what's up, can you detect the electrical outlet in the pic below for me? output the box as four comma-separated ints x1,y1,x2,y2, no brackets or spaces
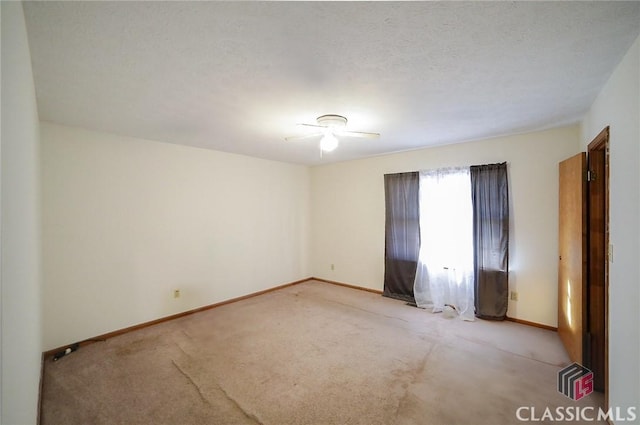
174,289,181,299
510,291,518,301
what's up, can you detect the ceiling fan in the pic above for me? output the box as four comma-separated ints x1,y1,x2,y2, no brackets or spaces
285,114,380,153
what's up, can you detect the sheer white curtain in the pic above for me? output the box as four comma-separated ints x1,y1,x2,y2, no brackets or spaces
413,167,475,321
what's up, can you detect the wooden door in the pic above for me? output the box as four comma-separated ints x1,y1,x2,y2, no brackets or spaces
558,153,587,364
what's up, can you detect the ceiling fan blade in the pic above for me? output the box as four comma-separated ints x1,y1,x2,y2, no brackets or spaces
298,123,327,129
284,132,323,142
337,130,380,139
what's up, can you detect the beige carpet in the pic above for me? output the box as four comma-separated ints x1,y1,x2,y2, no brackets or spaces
40,280,605,424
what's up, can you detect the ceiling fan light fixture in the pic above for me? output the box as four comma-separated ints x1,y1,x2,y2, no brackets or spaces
320,133,339,152
285,114,378,155
316,114,348,129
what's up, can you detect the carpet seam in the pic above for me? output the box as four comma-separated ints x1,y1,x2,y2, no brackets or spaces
171,359,264,425
171,360,211,406
452,334,565,368
393,344,437,420
211,380,265,425
291,290,411,324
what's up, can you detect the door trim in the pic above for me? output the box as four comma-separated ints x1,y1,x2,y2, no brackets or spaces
587,126,609,407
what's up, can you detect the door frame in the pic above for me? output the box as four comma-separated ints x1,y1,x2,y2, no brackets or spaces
587,126,610,406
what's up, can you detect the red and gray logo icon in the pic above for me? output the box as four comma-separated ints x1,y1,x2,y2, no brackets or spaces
558,363,594,401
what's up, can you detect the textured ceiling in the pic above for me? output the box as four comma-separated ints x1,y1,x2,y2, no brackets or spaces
23,1,640,165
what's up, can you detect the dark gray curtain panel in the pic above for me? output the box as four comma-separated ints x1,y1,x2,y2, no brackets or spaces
470,162,509,320
383,172,419,302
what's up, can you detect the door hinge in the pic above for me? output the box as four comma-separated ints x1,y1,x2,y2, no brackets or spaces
586,170,596,181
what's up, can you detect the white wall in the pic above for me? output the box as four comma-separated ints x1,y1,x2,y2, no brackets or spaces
1,2,43,424
41,123,310,350
581,35,639,422
311,126,579,327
